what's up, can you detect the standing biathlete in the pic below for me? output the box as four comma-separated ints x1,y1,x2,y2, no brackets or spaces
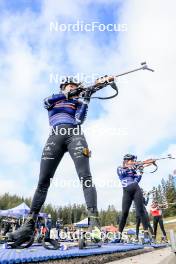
135,190,154,241
117,154,151,241
7,77,100,244
150,200,167,242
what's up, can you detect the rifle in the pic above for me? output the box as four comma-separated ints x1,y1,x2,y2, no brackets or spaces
155,202,176,209
78,62,154,100
126,154,175,173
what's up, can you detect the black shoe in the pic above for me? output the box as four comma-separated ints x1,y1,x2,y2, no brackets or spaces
114,232,122,243
6,217,35,242
87,208,101,243
143,231,151,244
88,208,100,228
134,236,139,243
151,235,156,243
161,236,168,243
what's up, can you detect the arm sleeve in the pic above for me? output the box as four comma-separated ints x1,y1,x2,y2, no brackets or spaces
44,93,66,110
75,101,88,125
117,167,126,180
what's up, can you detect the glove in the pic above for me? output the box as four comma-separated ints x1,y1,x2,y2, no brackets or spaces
65,88,83,99
82,90,92,104
138,166,144,174
95,75,114,86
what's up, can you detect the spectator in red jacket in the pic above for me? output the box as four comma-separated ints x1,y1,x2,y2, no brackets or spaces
150,200,167,242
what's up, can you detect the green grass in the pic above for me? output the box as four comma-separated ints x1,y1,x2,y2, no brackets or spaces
157,222,176,238
163,216,176,222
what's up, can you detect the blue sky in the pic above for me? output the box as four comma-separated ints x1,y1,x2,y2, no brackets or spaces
0,0,176,210
0,0,122,151
0,0,42,13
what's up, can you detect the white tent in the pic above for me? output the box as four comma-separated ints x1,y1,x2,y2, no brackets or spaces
74,218,88,227
0,202,30,218
0,202,48,218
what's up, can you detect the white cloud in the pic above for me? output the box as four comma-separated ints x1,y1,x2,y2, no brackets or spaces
0,0,176,211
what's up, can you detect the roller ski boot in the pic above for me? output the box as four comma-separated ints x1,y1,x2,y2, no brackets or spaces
6,215,36,249
161,236,168,244
79,209,102,249
42,228,60,250
113,232,123,243
134,236,139,244
151,235,156,244
142,231,151,244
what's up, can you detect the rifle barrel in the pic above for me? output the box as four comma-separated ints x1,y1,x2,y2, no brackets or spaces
115,66,144,78
115,63,154,78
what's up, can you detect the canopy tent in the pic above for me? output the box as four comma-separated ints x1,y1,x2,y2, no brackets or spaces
0,202,48,218
0,202,30,218
74,218,89,227
127,229,136,235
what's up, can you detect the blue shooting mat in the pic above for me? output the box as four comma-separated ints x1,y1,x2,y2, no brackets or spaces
0,242,168,264
0,243,144,264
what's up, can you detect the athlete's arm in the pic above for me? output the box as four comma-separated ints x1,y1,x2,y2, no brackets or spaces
44,93,66,110
134,174,142,183
75,100,88,125
133,168,143,183
117,167,128,178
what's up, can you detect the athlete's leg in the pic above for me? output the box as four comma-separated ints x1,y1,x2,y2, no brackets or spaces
30,133,66,214
119,188,133,233
144,208,154,235
148,221,154,235
136,216,141,239
6,133,66,243
134,186,149,230
153,216,158,238
158,216,167,236
67,133,97,213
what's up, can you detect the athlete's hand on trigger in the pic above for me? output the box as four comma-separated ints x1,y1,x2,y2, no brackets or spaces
95,76,114,85
82,89,92,103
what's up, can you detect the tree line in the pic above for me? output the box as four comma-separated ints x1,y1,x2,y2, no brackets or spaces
0,194,134,226
151,174,176,217
0,174,175,225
